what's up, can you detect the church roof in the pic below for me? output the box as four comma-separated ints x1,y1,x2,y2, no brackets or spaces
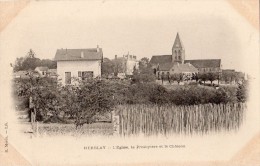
173,33,184,49
184,59,221,68
172,63,198,73
150,55,172,65
159,62,174,71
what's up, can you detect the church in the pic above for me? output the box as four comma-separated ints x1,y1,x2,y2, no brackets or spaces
150,33,221,79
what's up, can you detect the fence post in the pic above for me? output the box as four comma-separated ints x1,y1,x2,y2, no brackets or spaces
112,111,120,136
36,121,38,137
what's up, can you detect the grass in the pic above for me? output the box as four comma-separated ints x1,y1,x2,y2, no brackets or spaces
36,122,113,137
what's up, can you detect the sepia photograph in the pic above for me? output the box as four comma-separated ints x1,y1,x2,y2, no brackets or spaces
0,0,259,165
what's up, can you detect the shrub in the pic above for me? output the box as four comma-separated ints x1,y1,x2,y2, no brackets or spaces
148,84,169,104
237,81,248,102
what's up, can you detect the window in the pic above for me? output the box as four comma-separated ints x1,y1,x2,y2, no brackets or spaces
65,72,71,84
82,71,94,80
78,71,82,77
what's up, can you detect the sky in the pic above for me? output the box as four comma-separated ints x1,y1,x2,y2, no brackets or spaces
0,0,259,73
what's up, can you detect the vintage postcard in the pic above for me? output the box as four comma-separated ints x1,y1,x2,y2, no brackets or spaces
0,0,259,165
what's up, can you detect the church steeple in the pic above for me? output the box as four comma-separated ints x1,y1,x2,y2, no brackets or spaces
172,32,185,64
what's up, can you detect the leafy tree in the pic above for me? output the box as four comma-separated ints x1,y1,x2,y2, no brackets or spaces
139,57,150,71
132,58,156,84
13,49,57,72
198,73,208,85
72,79,115,128
132,67,156,84
206,72,218,85
171,73,183,85
221,71,239,84
237,80,248,102
112,58,125,76
192,73,199,82
40,59,57,69
101,58,114,77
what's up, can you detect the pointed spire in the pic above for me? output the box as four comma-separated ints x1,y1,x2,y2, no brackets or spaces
173,32,184,49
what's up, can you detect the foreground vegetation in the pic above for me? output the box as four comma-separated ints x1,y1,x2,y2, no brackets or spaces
117,103,245,136
14,75,248,123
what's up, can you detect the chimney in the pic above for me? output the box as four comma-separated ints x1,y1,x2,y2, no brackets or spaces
115,55,117,59
97,45,100,52
81,51,84,58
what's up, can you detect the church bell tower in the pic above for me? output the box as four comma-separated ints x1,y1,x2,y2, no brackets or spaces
172,33,185,64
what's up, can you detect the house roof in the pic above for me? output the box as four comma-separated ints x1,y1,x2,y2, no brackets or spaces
222,69,235,73
48,69,57,76
35,66,49,71
184,59,221,68
48,69,57,73
150,55,172,65
54,48,103,61
172,63,198,73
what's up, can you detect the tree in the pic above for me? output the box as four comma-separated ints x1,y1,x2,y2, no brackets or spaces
13,49,57,72
112,58,125,76
139,57,150,71
132,57,156,84
198,73,208,85
13,57,25,72
40,59,57,69
101,58,114,77
206,72,218,85
221,71,237,84
237,80,248,102
27,49,36,58
171,73,183,85
192,73,199,82
72,79,115,128
132,67,156,84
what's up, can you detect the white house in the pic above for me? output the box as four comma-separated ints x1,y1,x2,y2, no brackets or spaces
54,46,103,85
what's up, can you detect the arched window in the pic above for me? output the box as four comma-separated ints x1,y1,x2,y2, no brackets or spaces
175,50,177,59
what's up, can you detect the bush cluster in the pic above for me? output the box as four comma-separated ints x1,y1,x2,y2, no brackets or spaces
13,77,248,125
105,81,241,105
14,77,116,126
